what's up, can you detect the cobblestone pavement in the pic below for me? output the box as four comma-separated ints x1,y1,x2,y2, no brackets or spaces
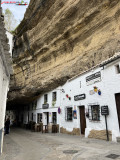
0,128,120,160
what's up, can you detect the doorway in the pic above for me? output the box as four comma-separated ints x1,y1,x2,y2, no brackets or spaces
47,112,49,125
52,112,57,124
115,93,120,130
79,106,86,134
28,112,29,123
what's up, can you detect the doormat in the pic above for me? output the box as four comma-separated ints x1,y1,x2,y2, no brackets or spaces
63,150,78,154
106,154,120,159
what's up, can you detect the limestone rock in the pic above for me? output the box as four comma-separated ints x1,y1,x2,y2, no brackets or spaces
8,0,120,106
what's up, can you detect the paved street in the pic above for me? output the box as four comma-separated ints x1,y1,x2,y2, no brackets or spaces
0,128,120,160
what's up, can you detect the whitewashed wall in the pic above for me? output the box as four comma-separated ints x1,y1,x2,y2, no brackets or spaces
60,59,120,142
21,88,61,126
21,58,120,142
0,56,9,154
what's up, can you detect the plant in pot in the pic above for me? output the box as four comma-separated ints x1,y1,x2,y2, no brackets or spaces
52,100,56,107
98,89,101,95
94,86,98,92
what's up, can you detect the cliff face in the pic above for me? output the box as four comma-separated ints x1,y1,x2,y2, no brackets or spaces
8,0,120,106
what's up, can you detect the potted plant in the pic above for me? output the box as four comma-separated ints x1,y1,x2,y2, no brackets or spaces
52,100,56,107
94,86,98,92
98,89,101,95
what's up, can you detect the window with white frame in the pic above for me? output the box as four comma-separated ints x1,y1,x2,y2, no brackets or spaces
88,105,100,121
52,92,57,101
65,107,73,121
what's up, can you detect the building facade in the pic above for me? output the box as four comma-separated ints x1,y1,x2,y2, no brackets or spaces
0,5,13,154
19,53,120,142
59,53,120,142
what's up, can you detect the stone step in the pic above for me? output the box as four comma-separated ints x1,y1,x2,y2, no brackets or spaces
116,137,120,143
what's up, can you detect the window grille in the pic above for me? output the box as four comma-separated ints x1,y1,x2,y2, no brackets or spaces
88,105,100,121
65,107,73,121
52,92,57,101
44,94,48,103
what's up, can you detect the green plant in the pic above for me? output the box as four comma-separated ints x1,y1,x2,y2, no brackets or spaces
52,101,56,107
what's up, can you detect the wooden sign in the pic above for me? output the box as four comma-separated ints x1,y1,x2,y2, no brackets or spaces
42,104,49,109
101,106,109,115
74,94,86,101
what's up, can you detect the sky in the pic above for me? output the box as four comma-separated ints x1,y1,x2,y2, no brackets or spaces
1,0,30,25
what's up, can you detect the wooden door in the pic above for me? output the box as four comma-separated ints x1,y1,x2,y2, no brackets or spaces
115,93,120,130
47,112,49,125
80,106,86,134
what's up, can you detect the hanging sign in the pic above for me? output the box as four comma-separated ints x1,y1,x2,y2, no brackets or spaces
101,106,109,115
42,104,49,109
101,105,109,141
74,94,86,101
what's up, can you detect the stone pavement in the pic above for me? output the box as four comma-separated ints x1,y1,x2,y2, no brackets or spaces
0,128,120,160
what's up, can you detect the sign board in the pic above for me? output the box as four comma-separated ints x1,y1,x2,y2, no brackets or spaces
101,106,109,115
42,104,49,109
74,94,86,101
86,71,101,85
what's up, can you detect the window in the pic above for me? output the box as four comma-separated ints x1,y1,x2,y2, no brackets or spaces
37,113,42,123
89,105,100,121
65,107,73,121
32,101,37,110
44,94,48,103
115,64,120,74
52,92,57,101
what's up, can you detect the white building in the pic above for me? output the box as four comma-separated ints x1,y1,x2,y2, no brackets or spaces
0,7,13,154
59,53,120,142
20,53,120,142
20,87,62,131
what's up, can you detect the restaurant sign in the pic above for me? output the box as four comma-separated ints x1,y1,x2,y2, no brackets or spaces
42,104,49,109
74,94,86,101
101,106,109,115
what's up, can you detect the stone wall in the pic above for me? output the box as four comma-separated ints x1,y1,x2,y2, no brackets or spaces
88,130,112,141
60,127,80,135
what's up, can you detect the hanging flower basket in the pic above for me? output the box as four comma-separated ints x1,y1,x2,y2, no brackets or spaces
69,97,71,100
66,94,69,98
94,86,98,92
98,89,101,95
52,101,56,107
